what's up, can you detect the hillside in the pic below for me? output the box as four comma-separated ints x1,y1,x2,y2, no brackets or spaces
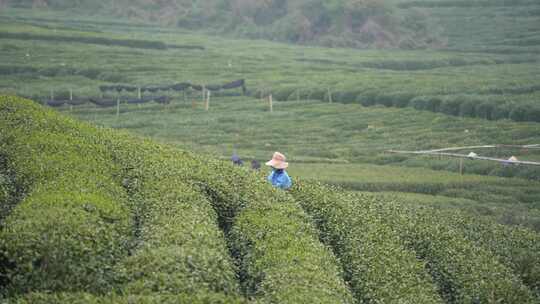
1,0,442,49
1,95,540,303
1,3,540,303
1,6,539,124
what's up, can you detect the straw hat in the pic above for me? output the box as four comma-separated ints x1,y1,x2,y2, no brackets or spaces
265,152,288,169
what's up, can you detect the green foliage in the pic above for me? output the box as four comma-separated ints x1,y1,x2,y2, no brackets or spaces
0,96,133,296
2,0,442,49
188,161,355,303
99,132,354,303
437,211,540,296
291,181,444,303
101,135,241,296
8,292,247,304
0,96,354,303
368,196,536,303
0,169,16,223
0,31,168,50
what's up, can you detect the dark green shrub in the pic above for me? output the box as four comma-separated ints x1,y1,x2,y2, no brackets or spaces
189,161,354,303
410,96,430,110
102,136,241,296
371,198,536,303
357,89,379,106
459,99,476,117
333,91,359,103
97,129,354,303
439,211,540,296
0,96,133,295
309,88,327,101
524,105,540,122
9,292,247,304
390,92,415,108
291,182,443,304
411,96,443,112
0,32,168,50
273,88,296,101
475,102,495,120
510,105,529,122
439,97,462,116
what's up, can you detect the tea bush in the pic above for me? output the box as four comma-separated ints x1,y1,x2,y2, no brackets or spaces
291,181,444,304
2,95,538,303
43,99,353,303
435,210,540,296
100,135,241,297
367,195,536,303
8,292,247,304
0,96,133,295
187,161,355,303
0,32,168,50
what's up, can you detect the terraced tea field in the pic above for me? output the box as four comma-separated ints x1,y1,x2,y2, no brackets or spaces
1,4,539,122
1,4,540,302
1,96,539,303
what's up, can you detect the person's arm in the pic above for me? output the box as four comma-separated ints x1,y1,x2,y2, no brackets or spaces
267,171,274,184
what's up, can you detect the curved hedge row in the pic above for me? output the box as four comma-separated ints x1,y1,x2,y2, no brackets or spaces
0,31,168,50
291,181,444,304
103,135,241,297
8,292,246,304
97,126,354,302
109,149,357,303
272,87,540,123
364,195,536,303
0,165,16,223
437,210,540,297
0,96,133,296
184,160,355,303
0,96,354,302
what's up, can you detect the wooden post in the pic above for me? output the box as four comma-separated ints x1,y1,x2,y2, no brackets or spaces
138,87,141,99
116,98,120,117
69,89,73,112
328,88,333,103
459,158,463,175
269,94,273,113
183,90,186,103
202,85,206,103
205,90,210,111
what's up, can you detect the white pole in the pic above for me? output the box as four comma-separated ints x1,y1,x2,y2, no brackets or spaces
328,88,332,103
269,94,273,113
205,90,210,111
202,85,206,104
69,89,73,112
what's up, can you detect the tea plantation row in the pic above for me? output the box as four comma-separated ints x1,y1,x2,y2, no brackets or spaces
1,10,540,123
0,96,352,303
291,182,540,302
1,96,539,303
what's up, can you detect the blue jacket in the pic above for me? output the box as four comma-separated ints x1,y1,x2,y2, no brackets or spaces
267,169,292,189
